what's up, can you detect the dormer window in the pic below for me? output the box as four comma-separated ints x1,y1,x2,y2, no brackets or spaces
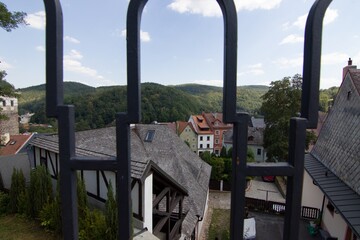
144,130,155,142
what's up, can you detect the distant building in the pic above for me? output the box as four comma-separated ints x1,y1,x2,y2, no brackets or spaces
0,96,19,135
223,126,267,162
177,121,198,153
302,59,360,239
202,113,232,156
188,115,214,155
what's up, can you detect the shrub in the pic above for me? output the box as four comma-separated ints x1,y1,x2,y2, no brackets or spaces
0,171,4,191
105,181,118,240
79,209,107,240
27,165,53,218
9,168,26,213
0,191,10,215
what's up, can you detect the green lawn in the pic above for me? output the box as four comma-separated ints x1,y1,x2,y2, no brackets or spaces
0,214,61,240
208,209,231,240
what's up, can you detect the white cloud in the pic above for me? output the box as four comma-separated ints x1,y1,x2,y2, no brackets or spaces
64,36,80,44
26,11,46,30
64,50,103,80
168,0,282,17
292,8,338,30
238,63,265,76
121,29,151,42
279,34,304,45
273,56,303,68
195,79,223,86
321,52,348,65
205,58,214,62
0,58,13,70
36,45,45,52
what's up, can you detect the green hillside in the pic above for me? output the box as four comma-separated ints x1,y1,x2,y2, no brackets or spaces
18,82,267,131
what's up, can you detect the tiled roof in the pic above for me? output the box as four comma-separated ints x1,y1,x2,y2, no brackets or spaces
349,68,360,95
223,127,263,146
305,154,360,237
306,65,360,237
203,112,232,130
311,74,360,195
0,134,33,156
191,115,212,134
29,124,211,238
177,121,189,134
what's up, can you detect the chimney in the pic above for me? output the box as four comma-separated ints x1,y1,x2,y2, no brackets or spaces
0,133,10,146
343,58,357,79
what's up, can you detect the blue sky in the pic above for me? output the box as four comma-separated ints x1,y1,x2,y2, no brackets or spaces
0,0,359,89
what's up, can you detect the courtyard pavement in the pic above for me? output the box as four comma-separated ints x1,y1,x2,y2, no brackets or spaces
201,180,321,240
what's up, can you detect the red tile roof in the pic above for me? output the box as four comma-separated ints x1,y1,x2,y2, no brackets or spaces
0,134,33,156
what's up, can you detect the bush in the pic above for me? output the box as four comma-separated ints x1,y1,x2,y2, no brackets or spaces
9,168,26,213
27,165,53,218
0,191,10,215
105,181,118,240
0,171,4,191
40,198,62,233
79,209,107,240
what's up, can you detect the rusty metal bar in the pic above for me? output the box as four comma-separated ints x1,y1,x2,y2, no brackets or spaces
301,0,332,128
230,113,248,239
58,105,78,239
43,0,63,117
216,0,238,123
283,118,307,240
116,113,132,239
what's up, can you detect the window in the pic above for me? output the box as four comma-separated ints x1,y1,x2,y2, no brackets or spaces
215,139,219,144
207,144,210,148
144,130,155,142
257,148,261,155
2,101,5,107
200,144,203,149
207,136,210,141
327,201,335,216
200,136,203,141
10,100,14,107
215,130,220,135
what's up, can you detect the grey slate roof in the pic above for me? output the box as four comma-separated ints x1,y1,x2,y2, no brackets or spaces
305,67,360,237
30,124,211,238
223,127,264,146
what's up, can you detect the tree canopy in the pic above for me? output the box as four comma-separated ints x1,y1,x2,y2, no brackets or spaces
261,74,315,161
0,2,27,32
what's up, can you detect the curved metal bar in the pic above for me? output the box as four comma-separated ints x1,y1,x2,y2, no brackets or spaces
301,0,332,129
126,0,148,123
43,0,64,118
126,0,238,124
216,0,238,123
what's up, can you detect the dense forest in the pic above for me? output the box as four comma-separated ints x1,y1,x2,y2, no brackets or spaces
17,82,268,131
17,81,338,132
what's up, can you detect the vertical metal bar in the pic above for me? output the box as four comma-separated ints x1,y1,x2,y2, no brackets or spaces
230,113,249,239
301,0,332,128
58,105,78,239
216,0,238,123
116,113,132,239
283,118,307,240
43,0,64,118
126,0,148,123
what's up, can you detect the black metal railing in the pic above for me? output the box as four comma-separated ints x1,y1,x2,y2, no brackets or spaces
42,0,331,239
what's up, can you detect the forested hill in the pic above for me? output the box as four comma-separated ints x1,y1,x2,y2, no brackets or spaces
18,82,268,131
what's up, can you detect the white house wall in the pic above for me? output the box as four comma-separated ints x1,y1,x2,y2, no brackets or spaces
132,181,140,215
143,173,153,233
322,198,348,240
301,171,323,210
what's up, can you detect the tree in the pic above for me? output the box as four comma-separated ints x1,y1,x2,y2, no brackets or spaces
0,2,27,32
105,181,118,240
261,74,306,161
0,2,26,117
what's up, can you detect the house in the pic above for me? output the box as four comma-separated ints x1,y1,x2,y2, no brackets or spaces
223,127,267,162
29,124,211,240
177,121,198,154
188,115,214,155
202,113,232,156
0,96,19,135
301,59,360,239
